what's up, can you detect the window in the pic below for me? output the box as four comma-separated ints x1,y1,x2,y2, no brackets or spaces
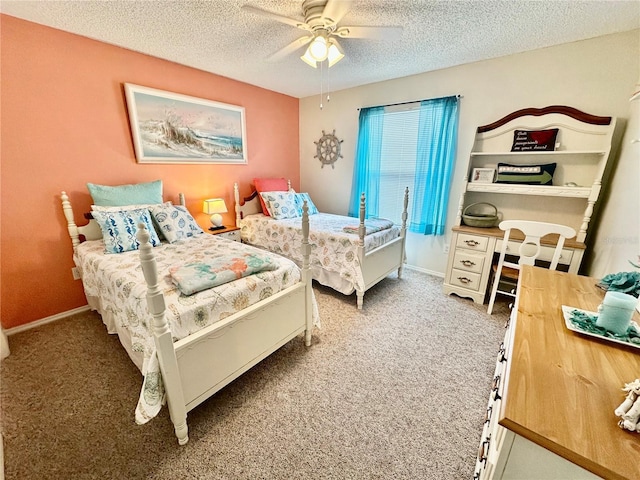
349,96,459,235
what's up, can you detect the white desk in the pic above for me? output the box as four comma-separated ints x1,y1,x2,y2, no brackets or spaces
443,225,586,304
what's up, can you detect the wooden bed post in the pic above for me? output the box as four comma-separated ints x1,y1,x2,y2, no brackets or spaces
356,193,366,309
61,191,81,249
136,224,189,446
234,182,241,227
300,202,313,346
398,187,409,278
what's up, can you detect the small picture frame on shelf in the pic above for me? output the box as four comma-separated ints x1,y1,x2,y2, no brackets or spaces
470,168,496,183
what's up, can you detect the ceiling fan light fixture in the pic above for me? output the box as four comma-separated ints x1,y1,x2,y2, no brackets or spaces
327,40,344,67
308,35,329,61
300,48,318,68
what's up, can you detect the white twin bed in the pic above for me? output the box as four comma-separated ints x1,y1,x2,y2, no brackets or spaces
234,182,409,309
61,189,317,445
61,178,406,444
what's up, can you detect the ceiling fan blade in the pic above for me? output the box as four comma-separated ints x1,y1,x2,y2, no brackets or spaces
322,0,352,26
334,25,403,40
267,35,314,61
242,4,310,31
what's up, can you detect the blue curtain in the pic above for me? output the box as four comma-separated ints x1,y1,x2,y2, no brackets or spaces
349,106,384,217
350,97,459,235
411,96,459,235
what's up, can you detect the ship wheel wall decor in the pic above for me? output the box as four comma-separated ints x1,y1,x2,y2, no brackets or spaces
314,129,343,169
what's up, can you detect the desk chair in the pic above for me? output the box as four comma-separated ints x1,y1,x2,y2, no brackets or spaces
487,220,577,314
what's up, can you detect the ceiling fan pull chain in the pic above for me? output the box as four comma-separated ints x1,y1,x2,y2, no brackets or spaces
327,62,331,103
319,61,324,109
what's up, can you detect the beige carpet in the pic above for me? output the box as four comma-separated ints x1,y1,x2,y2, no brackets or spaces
1,269,509,479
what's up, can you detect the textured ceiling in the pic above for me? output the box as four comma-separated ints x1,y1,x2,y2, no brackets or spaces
1,0,639,98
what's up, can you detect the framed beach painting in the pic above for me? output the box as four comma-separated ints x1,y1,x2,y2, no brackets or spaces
124,84,247,164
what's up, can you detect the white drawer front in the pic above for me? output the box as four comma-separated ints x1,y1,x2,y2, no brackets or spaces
453,251,485,274
449,269,482,291
457,233,489,252
217,230,241,242
495,239,573,265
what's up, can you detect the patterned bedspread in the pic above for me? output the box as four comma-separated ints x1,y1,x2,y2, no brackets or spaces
74,234,318,423
239,213,401,294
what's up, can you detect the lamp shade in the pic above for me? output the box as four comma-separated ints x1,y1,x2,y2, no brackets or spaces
300,48,318,68
327,40,344,67
308,35,328,61
203,198,227,229
203,198,227,214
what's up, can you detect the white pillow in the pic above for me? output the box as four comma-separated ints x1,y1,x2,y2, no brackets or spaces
91,201,172,212
259,191,300,220
150,204,204,243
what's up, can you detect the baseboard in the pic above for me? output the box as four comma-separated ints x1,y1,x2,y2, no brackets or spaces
0,432,4,480
404,264,445,278
5,305,90,336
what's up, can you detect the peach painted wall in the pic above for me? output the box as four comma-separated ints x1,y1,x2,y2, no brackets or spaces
0,15,300,329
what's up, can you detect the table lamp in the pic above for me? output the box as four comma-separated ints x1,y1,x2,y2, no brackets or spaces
203,198,227,231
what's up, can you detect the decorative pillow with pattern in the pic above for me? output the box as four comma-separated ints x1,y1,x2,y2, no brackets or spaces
91,201,172,240
254,177,289,216
259,191,300,220
294,193,319,215
150,204,204,243
91,201,172,212
92,208,161,254
495,163,557,185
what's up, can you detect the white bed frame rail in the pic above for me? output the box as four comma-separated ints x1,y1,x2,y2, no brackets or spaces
234,183,409,308
61,191,313,445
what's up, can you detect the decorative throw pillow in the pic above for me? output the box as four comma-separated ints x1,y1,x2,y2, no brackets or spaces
87,180,163,207
495,163,557,185
92,201,173,240
150,204,204,243
253,177,289,216
259,191,300,220
91,201,172,212
511,129,559,152
92,208,161,254
295,193,319,215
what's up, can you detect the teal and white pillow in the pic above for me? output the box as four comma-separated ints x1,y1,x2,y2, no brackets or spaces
295,193,319,215
259,191,300,220
150,204,204,243
91,201,172,240
92,208,160,254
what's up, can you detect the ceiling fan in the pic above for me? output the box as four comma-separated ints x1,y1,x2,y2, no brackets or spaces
242,0,402,68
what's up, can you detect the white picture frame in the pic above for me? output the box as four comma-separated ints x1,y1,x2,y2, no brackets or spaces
471,167,496,183
124,83,247,164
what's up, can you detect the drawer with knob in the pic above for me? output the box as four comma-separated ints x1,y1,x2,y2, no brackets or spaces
452,251,485,274
449,269,482,291
456,233,489,252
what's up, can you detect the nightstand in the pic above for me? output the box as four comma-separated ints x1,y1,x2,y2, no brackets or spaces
207,225,241,242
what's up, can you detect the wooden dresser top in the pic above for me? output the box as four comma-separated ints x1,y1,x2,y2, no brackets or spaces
501,266,640,480
453,225,586,250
